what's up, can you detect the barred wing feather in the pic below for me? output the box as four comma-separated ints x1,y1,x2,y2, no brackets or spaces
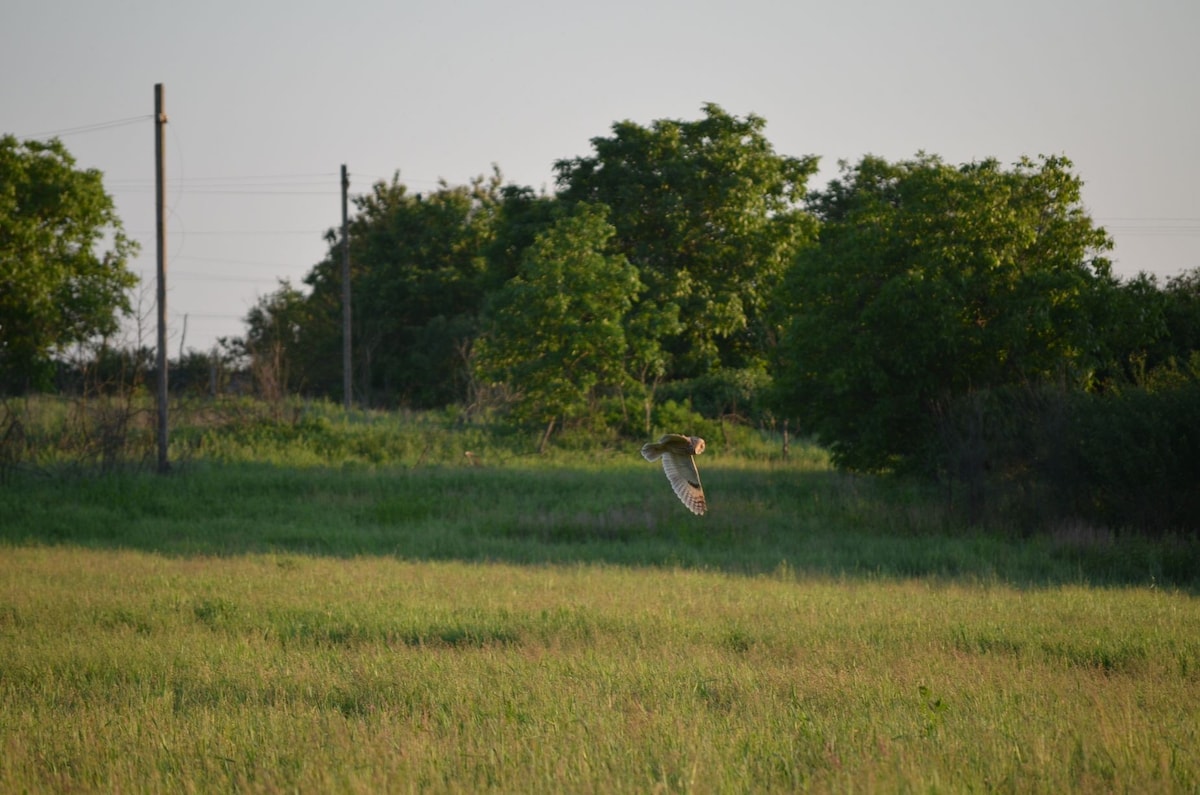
661,449,706,515
641,434,706,515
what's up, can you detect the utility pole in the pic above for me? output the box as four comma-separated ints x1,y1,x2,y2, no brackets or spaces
154,83,169,473
341,164,352,410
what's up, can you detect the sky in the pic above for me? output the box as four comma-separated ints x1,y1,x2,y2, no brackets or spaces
3,0,1198,355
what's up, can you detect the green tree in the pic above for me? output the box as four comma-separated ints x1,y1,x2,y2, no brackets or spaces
555,104,819,377
475,203,643,445
0,135,139,391
1159,268,1200,367
775,153,1115,473
234,280,311,398
354,175,499,407
1084,271,1168,386
294,172,512,407
483,184,561,293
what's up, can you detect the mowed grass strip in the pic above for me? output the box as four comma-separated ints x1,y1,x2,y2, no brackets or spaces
1,546,1197,793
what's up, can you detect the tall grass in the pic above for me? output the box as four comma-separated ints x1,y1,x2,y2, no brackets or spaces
1,401,1198,791
2,395,818,470
3,459,1195,586
1,548,1197,793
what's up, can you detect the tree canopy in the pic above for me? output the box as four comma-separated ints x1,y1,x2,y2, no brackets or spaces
774,153,1117,473
555,103,819,377
257,173,516,407
0,135,138,391
474,203,642,438
219,109,1196,532
9,111,1197,531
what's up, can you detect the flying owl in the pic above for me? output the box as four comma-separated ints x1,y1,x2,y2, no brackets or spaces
641,434,706,515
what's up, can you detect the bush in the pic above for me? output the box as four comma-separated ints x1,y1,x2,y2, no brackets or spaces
931,374,1200,535
656,367,772,423
1064,376,1200,532
649,399,718,441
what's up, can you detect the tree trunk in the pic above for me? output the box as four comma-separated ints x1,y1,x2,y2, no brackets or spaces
537,417,557,455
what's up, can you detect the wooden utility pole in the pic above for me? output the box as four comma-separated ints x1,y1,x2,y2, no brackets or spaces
154,83,169,473
341,164,352,409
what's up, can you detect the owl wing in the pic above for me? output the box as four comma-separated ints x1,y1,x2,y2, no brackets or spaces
640,434,691,462
659,449,706,516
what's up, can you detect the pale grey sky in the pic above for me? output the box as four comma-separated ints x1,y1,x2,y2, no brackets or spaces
3,0,1197,354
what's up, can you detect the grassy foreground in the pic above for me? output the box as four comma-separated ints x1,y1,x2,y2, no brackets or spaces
1,545,1197,793
0,408,1198,792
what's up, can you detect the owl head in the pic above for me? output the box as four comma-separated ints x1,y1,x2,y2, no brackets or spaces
690,437,706,455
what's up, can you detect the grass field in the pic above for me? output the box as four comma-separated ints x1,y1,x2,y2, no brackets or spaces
1,406,1198,792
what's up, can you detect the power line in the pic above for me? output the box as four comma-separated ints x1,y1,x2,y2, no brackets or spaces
108,175,338,188
1108,228,1200,237
128,228,325,236
175,254,303,269
17,115,152,139
162,188,335,196
104,171,445,190
167,311,245,321
182,229,328,236
157,171,337,182
106,182,336,196
168,271,283,284
1101,218,1200,238
1097,217,1200,222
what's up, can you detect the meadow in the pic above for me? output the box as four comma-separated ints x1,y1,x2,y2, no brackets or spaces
0,402,1197,792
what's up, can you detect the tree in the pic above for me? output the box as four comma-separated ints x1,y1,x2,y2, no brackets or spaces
555,104,819,377
0,135,138,392
474,203,643,445
1159,268,1200,367
235,280,310,400
294,172,513,408
775,153,1115,473
483,184,561,293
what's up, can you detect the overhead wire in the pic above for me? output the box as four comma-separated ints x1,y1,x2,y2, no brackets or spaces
15,115,152,139
128,228,325,236
19,116,339,346
26,114,1191,348
170,272,282,284
1097,217,1200,237
174,254,301,269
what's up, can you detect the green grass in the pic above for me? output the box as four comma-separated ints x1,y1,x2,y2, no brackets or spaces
1,404,1198,792
2,548,1197,793
2,459,1195,586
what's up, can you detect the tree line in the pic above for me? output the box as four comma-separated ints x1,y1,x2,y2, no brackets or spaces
2,108,1197,531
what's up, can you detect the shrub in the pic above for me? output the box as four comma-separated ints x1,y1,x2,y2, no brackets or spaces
649,399,718,441
931,373,1200,535
1064,374,1200,532
656,367,773,423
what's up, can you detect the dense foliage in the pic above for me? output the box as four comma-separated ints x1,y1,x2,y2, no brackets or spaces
769,153,1197,527
248,105,821,417
276,173,513,407
474,203,644,440
555,103,820,377
0,135,138,391
6,111,1197,533
772,153,1120,473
